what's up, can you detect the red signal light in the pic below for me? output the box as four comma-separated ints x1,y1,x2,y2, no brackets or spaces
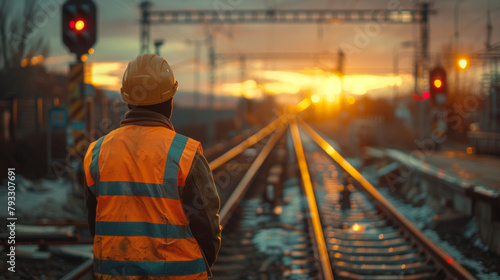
422,91,430,99
69,20,85,31
429,66,447,102
412,94,419,101
62,0,97,56
433,79,442,89
75,20,85,30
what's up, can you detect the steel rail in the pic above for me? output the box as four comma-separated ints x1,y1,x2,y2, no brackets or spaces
297,117,476,280
209,115,287,170
290,118,334,280
219,124,286,227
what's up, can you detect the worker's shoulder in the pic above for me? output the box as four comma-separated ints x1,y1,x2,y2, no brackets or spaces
88,126,201,150
86,132,107,150
170,132,204,159
88,127,121,144
85,126,124,152
171,131,201,146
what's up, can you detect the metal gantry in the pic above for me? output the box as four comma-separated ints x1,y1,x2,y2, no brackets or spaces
140,4,422,55
144,8,419,27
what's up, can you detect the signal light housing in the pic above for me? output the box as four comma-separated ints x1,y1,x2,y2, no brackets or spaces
62,0,97,57
429,66,447,104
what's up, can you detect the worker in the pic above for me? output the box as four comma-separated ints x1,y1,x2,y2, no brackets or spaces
83,54,221,279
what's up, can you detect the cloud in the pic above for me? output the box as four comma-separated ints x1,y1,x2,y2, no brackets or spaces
220,69,403,98
90,61,127,91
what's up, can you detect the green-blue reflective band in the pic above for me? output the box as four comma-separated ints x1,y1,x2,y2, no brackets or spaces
89,136,105,196
164,134,188,187
94,258,206,277
97,181,180,200
95,221,194,239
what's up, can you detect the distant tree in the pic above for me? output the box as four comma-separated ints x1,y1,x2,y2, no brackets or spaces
0,0,49,99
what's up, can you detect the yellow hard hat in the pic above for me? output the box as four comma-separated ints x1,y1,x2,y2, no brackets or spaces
121,54,179,106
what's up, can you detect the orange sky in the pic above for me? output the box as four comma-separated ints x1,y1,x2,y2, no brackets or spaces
90,62,403,100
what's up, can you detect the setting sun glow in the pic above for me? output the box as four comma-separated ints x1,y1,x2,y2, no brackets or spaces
91,62,125,90
89,64,405,101
220,69,403,100
221,80,263,99
311,94,321,103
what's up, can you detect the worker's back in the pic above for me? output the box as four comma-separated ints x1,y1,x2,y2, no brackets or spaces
83,54,220,279
84,124,208,279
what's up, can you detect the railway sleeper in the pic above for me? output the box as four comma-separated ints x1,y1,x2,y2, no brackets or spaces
332,260,436,274
325,230,401,241
328,237,409,248
334,270,438,280
330,252,426,264
324,219,388,228
330,244,418,256
325,226,401,235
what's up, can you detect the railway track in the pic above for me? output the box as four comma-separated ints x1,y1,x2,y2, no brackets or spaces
60,114,477,280
293,117,476,280
211,115,476,280
211,118,319,279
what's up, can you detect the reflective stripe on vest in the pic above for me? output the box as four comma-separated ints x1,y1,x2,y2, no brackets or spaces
84,125,206,279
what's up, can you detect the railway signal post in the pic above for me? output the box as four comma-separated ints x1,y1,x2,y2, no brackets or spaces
429,66,448,145
430,66,448,105
62,0,97,159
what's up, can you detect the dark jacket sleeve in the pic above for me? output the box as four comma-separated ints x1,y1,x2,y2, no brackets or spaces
182,151,222,269
83,177,97,237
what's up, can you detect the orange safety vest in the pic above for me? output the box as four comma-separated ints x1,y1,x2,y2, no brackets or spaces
84,125,208,280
